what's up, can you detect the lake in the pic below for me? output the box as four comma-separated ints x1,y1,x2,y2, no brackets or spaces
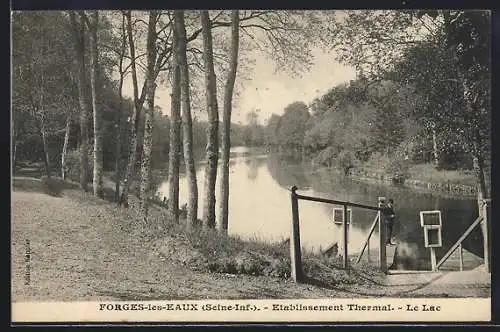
156,147,483,270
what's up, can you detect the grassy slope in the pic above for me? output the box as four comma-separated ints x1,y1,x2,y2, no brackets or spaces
11,178,490,301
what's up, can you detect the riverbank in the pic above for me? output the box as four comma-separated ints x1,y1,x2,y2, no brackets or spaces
12,176,490,300
348,164,478,197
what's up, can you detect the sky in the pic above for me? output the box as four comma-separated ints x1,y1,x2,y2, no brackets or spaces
122,46,357,125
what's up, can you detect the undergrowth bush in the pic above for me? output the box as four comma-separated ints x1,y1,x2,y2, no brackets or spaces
337,149,358,175
179,227,292,278
40,176,79,196
313,147,338,168
153,220,362,285
65,149,93,183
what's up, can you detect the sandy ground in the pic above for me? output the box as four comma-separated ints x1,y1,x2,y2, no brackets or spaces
11,184,491,302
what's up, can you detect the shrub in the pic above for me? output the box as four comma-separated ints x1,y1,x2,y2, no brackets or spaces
364,152,410,183
65,149,93,183
313,146,338,167
40,176,79,196
337,149,358,175
385,158,410,183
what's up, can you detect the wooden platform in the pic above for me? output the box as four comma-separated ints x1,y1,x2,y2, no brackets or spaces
356,245,483,272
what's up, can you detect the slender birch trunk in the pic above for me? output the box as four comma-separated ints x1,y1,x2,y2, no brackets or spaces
61,114,71,180
115,77,124,201
12,121,18,169
38,34,51,179
175,10,198,228
218,10,240,233
40,112,51,178
84,11,104,198
167,25,181,224
431,125,439,167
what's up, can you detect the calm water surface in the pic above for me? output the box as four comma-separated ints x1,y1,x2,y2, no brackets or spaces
156,147,482,269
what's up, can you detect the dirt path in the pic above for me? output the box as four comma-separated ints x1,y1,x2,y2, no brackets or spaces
11,189,355,301
11,186,490,301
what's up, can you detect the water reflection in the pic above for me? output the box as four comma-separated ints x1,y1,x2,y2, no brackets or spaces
156,147,482,270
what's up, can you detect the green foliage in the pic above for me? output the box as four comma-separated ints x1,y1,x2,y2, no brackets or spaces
275,101,310,148
337,150,358,175
12,11,137,173
445,10,491,158
153,220,365,285
313,146,338,168
323,10,421,79
173,227,292,278
370,100,406,153
264,114,281,146
364,152,410,183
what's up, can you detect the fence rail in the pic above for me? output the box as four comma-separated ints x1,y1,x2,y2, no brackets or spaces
289,186,386,283
295,193,381,211
436,216,483,270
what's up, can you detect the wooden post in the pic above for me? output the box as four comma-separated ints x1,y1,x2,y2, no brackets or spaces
430,247,437,271
480,199,490,273
355,213,379,264
290,186,303,282
459,243,463,272
343,204,348,269
378,197,387,273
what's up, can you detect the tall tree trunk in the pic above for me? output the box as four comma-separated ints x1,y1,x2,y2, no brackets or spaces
218,10,240,233
115,81,123,201
85,11,104,198
443,11,490,270
115,13,127,203
167,28,181,224
200,10,219,229
175,10,198,228
471,129,488,204
69,12,90,191
139,11,158,224
61,114,71,180
39,40,51,179
12,122,18,170
40,112,51,178
421,136,426,162
431,125,439,167
121,128,138,206
13,138,18,171
121,11,147,207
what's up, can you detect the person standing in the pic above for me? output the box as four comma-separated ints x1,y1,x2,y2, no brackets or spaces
382,198,396,245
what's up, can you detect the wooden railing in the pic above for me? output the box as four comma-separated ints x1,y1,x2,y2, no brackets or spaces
436,199,490,272
289,186,383,283
435,216,483,270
